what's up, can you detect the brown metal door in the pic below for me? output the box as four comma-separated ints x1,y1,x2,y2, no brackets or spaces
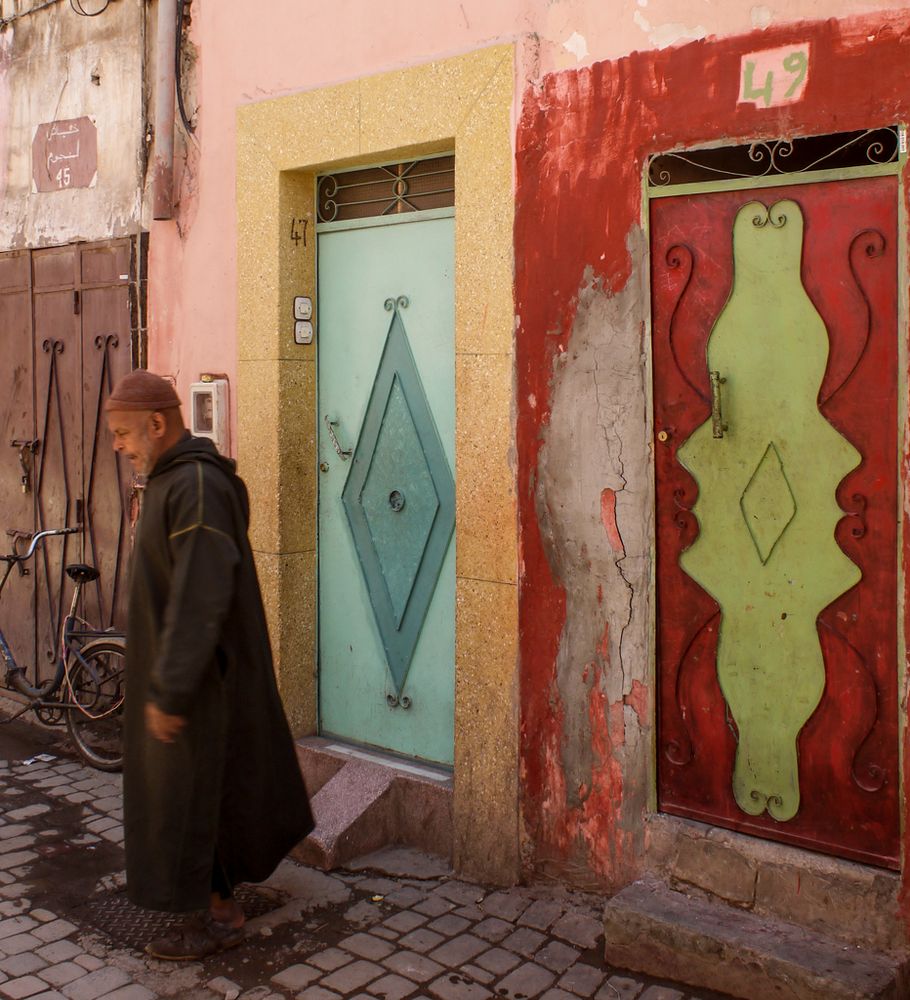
79,241,132,630
0,252,37,671
33,245,84,669
1,239,135,684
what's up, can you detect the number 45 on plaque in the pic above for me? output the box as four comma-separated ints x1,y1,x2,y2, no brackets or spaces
739,44,810,109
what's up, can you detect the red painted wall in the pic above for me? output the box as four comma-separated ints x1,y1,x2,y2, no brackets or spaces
515,11,910,898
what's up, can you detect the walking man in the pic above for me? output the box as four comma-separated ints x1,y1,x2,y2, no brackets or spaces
106,369,313,959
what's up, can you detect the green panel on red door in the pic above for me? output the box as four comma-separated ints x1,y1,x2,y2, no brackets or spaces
651,176,899,868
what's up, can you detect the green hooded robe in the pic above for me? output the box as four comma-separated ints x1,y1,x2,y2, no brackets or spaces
123,433,313,912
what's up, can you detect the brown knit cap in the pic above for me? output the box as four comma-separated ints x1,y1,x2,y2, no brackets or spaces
104,370,182,412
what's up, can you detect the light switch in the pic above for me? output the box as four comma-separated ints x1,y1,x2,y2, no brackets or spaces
294,296,313,321
295,320,314,345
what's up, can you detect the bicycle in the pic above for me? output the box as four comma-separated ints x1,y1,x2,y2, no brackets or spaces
0,526,126,771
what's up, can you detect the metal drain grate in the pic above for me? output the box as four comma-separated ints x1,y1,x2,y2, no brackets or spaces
79,885,284,952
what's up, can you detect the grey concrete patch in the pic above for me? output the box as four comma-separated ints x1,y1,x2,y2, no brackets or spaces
347,849,451,881
534,246,652,868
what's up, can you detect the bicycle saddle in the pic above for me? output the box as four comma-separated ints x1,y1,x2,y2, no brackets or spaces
65,563,100,584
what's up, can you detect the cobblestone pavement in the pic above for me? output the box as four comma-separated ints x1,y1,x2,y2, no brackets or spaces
0,722,734,1000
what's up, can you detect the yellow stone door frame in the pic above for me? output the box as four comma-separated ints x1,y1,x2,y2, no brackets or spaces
236,46,518,881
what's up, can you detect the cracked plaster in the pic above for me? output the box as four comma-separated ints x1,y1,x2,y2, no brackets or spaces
534,233,652,862
0,1,146,249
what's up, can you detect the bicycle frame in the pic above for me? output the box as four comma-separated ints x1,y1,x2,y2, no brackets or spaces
0,528,75,699
0,526,122,712
0,527,126,771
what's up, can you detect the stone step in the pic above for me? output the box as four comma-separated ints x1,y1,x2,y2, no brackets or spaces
292,737,453,870
294,757,396,869
603,878,910,1000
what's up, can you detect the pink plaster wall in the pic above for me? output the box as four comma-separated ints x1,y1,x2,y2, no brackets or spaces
148,0,910,444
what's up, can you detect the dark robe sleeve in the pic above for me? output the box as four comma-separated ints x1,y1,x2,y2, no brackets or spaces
149,461,241,717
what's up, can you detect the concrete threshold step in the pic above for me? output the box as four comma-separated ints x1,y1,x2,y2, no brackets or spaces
603,878,910,1000
292,737,453,871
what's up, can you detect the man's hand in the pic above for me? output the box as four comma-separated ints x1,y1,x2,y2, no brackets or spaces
145,702,187,743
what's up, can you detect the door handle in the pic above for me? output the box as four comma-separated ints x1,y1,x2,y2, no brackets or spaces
709,371,727,439
323,415,352,460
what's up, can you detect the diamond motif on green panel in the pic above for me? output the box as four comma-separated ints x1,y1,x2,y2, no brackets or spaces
360,376,441,628
739,441,797,564
342,302,455,697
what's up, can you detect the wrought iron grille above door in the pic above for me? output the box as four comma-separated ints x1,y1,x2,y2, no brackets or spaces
648,126,901,188
317,155,455,224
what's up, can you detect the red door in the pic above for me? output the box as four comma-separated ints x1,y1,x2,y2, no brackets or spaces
652,176,899,868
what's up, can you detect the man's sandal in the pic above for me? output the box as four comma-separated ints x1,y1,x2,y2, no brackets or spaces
145,914,244,961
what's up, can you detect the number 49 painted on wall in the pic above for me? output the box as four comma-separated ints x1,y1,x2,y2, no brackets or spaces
739,44,810,108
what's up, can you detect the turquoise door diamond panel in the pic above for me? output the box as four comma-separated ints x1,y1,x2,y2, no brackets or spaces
317,214,455,765
343,303,455,691
359,373,440,630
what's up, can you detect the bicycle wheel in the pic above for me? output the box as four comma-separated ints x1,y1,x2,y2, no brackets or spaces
65,639,125,772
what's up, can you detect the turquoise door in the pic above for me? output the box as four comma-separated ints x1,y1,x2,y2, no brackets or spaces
317,212,455,764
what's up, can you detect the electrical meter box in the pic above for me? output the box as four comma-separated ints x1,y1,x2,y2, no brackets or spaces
190,379,229,455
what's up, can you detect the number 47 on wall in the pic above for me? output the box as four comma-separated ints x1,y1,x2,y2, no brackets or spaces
739,44,810,109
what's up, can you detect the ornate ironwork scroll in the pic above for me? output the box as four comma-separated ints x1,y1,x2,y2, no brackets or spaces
819,229,885,406
85,334,128,629
36,339,71,666
665,244,709,403
840,492,867,539
649,127,899,188
817,620,886,793
662,610,721,767
672,483,698,537
318,156,455,224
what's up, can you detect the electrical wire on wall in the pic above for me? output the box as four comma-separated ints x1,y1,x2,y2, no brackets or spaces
176,0,195,135
67,0,196,137
69,0,112,15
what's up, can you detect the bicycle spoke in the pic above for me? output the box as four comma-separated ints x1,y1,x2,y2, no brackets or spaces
66,640,125,772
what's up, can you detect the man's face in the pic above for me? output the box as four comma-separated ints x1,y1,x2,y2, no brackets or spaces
106,410,163,476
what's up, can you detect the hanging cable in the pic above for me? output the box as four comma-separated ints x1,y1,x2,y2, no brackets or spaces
69,0,111,15
175,0,195,135
1,0,64,27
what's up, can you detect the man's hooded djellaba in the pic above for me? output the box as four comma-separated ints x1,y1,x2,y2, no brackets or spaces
123,429,313,912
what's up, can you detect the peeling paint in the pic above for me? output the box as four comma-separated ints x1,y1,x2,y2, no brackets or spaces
751,5,773,29
563,31,588,61
517,10,910,908
600,487,625,556
597,621,609,661
633,9,707,49
520,252,648,884
624,678,649,728
0,3,146,249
